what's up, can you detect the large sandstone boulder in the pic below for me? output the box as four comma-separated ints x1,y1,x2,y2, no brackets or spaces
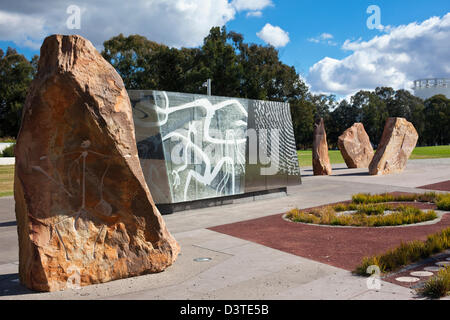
338,123,374,168
369,117,418,175
312,118,332,175
14,35,180,292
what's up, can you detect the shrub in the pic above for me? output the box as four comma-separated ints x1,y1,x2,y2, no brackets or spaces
0,137,16,143
1,144,15,157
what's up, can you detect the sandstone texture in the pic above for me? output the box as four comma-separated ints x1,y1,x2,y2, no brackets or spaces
312,118,332,175
14,35,180,292
369,117,418,175
338,123,374,168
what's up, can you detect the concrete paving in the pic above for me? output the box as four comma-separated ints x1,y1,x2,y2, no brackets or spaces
301,158,450,188
0,158,449,300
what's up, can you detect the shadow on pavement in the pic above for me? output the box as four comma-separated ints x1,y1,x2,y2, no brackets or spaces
0,221,16,228
0,273,35,297
303,167,349,172
301,169,370,177
331,171,371,177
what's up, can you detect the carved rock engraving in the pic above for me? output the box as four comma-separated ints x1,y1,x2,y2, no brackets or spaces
14,35,179,292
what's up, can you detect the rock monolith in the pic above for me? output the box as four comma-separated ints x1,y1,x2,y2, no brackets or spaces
14,35,180,292
369,117,418,175
313,118,332,175
338,123,374,168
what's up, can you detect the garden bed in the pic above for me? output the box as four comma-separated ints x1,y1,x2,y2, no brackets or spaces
209,192,450,272
286,202,439,227
353,227,450,298
286,192,450,227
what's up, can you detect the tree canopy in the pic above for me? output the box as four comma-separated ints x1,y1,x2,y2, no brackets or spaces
101,26,309,101
323,87,447,149
0,48,37,138
0,27,448,150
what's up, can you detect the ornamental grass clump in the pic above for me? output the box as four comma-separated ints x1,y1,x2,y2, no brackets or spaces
418,266,450,299
357,203,389,215
352,193,395,204
351,192,447,205
417,192,441,203
354,227,450,276
436,194,450,211
286,203,437,227
333,203,388,215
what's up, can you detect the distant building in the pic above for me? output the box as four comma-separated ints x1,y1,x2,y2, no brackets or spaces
413,78,450,100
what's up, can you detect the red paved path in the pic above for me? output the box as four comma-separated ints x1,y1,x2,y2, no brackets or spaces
209,202,450,271
418,180,450,192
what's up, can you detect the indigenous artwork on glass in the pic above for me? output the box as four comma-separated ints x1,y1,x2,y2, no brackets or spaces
129,90,301,205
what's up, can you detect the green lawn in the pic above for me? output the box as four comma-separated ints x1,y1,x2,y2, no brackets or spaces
0,145,449,197
410,145,450,159
0,165,14,197
297,150,345,167
298,145,450,167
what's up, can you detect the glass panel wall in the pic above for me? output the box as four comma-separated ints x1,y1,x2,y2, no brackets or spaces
129,90,301,205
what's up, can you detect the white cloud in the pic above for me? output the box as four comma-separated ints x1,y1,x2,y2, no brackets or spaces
307,33,337,46
307,13,450,96
0,11,48,49
246,11,263,18
232,0,273,11
320,33,333,40
257,23,290,48
0,0,273,50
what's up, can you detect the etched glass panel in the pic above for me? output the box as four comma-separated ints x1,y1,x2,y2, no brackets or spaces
130,90,251,203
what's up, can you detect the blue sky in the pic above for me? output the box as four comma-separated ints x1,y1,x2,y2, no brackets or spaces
227,0,450,78
1,0,449,96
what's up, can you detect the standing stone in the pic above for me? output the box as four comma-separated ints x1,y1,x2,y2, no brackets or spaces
369,117,418,175
14,35,180,292
313,118,332,175
338,123,374,168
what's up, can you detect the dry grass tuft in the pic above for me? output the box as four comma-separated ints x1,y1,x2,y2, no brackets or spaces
354,227,450,276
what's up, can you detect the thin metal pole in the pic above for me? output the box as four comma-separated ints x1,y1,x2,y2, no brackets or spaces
207,79,212,96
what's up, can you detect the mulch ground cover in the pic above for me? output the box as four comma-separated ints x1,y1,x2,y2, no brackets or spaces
418,180,450,192
209,196,450,272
